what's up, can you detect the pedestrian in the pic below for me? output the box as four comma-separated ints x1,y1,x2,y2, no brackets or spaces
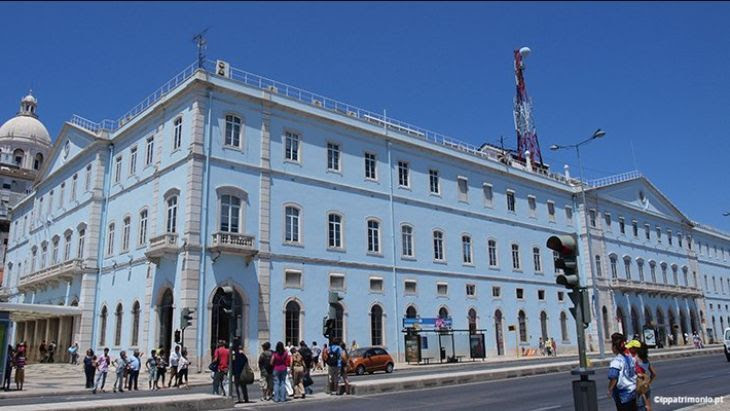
270,341,290,403
635,342,656,411
258,342,273,401
324,339,342,395
212,341,230,396
47,340,56,363
551,337,558,356
146,349,158,390
544,337,552,356
299,341,314,395
3,344,13,391
321,343,328,372
290,347,305,399
14,343,26,391
539,337,545,356
39,340,47,363
68,342,79,365
608,333,637,410
92,347,110,394
168,345,180,388
311,341,322,371
113,351,128,393
339,341,350,395
176,348,189,389
285,348,294,398
127,351,140,391
155,350,167,389
232,344,252,403
83,349,96,388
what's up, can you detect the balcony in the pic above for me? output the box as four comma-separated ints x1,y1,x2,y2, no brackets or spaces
145,233,179,263
609,278,703,297
208,232,258,263
18,259,83,290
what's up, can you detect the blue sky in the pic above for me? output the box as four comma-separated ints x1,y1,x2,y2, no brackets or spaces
2,2,729,229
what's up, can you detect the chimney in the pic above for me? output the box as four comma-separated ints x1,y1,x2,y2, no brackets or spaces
564,164,570,179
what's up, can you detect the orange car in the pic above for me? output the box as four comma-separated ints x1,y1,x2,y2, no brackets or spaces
347,346,395,375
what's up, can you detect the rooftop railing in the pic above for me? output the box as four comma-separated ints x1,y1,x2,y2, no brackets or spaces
587,170,642,188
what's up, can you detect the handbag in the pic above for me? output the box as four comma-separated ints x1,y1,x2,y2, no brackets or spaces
303,373,313,387
243,363,255,384
208,360,218,372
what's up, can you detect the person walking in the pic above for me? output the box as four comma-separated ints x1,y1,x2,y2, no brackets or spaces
290,347,305,399
539,337,545,356
608,333,637,410
3,345,13,391
311,341,322,371
270,342,290,403
14,343,26,391
321,343,328,372
127,351,140,391
39,340,47,363
299,341,314,395
551,337,558,356
68,342,79,365
258,342,273,401
339,341,350,395
232,345,251,403
146,349,158,390
324,339,342,395
212,341,230,396
47,340,56,363
350,340,358,352
113,351,128,393
176,348,190,389
168,345,180,388
83,349,96,389
636,342,657,411
92,348,110,394
155,350,167,389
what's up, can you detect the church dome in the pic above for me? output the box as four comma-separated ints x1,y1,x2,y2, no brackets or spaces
0,92,51,145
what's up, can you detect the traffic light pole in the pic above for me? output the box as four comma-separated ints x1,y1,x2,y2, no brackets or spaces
571,287,597,411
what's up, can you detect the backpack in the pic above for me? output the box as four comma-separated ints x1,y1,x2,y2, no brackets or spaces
634,361,651,395
300,347,313,367
326,346,339,367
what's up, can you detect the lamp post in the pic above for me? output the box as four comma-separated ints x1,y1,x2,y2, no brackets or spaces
550,129,607,360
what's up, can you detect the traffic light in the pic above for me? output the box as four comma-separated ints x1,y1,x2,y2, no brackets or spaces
547,234,579,289
220,286,234,315
323,292,344,340
180,307,194,329
568,289,592,326
174,329,181,344
322,316,335,339
328,291,344,319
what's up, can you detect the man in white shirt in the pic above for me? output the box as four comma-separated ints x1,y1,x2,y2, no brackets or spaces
168,345,181,388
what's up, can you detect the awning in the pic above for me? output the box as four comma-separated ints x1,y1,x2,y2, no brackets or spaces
0,302,82,321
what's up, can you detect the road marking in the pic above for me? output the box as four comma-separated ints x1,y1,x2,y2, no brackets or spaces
530,406,562,411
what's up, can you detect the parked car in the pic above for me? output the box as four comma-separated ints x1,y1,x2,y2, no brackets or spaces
347,346,394,375
724,327,730,361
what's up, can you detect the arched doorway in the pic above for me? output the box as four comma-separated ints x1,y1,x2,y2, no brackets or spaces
210,286,244,352
680,310,688,344
656,308,666,347
690,310,699,334
644,307,653,327
405,305,417,319
540,311,548,340
494,310,504,356
285,300,301,346
158,289,174,356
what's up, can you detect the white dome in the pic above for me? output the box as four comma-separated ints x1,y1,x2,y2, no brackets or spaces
0,115,51,144
21,94,37,105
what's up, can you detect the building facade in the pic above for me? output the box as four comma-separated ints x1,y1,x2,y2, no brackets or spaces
2,61,729,367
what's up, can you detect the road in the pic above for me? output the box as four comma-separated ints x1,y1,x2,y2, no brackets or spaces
240,354,730,411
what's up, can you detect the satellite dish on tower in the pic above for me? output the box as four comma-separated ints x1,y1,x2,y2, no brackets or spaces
519,47,531,57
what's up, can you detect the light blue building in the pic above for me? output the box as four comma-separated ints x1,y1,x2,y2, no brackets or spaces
1,59,728,368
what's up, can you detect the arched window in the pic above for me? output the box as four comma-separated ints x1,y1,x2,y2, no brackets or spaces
122,217,131,251
13,149,24,167
166,196,178,233
138,209,148,245
367,219,380,253
328,213,343,249
224,114,242,147
518,310,527,343
494,309,504,356
332,303,344,341
560,312,569,341
220,195,241,233
540,311,548,340
609,254,618,278
462,235,472,264
77,228,86,259
433,230,444,261
285,301,301,345
637,259,644,282
371,305,383,346
33,153,43,170
401,224,413,257
661,263,668,284
438,306,449,319
405,305,417,319
131,301,141,346
511,244,520,270
468,308,477,334
114,303,123,346
623,257,632,280
672,265,678,285
649,261,657,283
285,206,300,243
106,223,115,255
533,247,542,272
99,305,108,346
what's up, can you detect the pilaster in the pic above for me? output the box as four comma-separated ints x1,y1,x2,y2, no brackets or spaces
257,109,272,345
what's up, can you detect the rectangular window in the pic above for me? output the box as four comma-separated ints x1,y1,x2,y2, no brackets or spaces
369,277,384,293
528,196,536,217
437,282,448,296
64,234,71,261
644,224,650,240
483,183,493,207
595,255,602,277
632,220,638,237
59,183,65,208
401,225,413,257
511,244,521,270
433,231,444,261
77,229,85,259
462,235,472,264
329,273,345,291
367,220,380,253
138,210,148,245
533,247,542,272
507,190,516,212
565,206,573,223
404,280,417,294
145,137,154,166
604,213,612,228
85,164,92,191
327,142,340,171
107,223,115,256
668,230,673,246
589,209,597,227
492,286,501,298
429,169,440,194
398,161,409,187
71,174,78,201
516,288,524,299
554,251,562,274
488,240,498,267
122,218,131,251
656,227,662,243
619,217,625,234
173,117,182,150
364,152,377,180
547,201,555,222
466,283,476,297
457,177,468,202
285,270,302,288
225,115,242,147
538,289,545,300
51,239,59,264
129,147,137,175
327,213,343,249
558,291,565,302
285,131,300,162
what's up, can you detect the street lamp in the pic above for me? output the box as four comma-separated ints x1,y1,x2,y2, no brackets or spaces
723,212,730,217
551,129,607,360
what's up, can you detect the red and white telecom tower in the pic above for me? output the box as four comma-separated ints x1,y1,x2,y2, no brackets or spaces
513,47,543,167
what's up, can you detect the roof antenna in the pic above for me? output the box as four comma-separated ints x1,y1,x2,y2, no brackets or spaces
192,28,210,69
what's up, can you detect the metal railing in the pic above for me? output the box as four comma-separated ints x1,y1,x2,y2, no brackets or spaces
587,170,642,188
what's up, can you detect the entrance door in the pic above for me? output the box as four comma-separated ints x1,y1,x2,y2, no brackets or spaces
159,289,174,356
494,310,504,356
210,287,243,353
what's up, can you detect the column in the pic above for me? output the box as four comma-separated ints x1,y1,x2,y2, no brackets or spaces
257,109,273,349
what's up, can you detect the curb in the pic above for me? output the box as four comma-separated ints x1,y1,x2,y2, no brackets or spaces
3,393,233,411
349,347,724,396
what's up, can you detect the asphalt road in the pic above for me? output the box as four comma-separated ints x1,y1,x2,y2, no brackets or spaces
245,354,730,411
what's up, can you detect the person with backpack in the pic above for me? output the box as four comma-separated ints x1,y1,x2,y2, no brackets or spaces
258,342,273,401
635,342,657,411
299,341,314,395
325,339,342,395
232,344,252,403
607,333,637,410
